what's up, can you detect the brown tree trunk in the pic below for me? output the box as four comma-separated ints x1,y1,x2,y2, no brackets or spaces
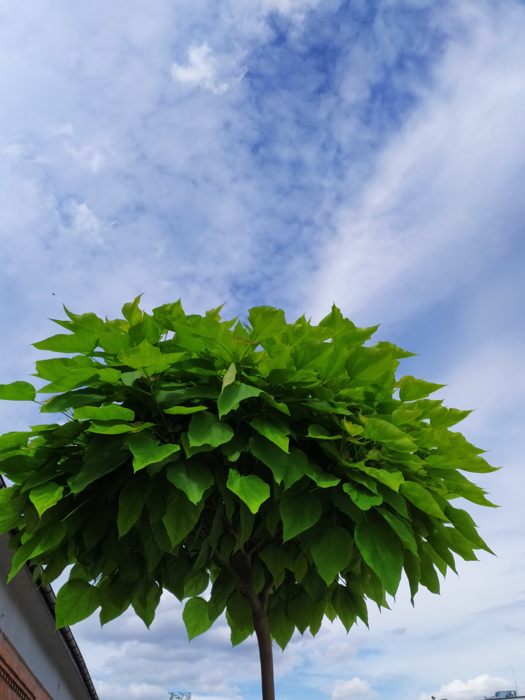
252,605,275,700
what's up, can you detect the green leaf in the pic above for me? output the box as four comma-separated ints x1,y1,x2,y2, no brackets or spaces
68,435,130,494
9,522,67,582
307,424,342,440
132,582,162,628
97,368,122,384
248,306,286,342
306,462,341,488
164,405,208,415
37,368,100,394
283,448,309,489
444,505,493,553
129,314,162,345
222,362,236,390
400,482,448,520
218,383,261,418
397,376,446,402
280,491,322,542
268,598,295,650
249,434,288,483
117,339,162,369
425,454,497,474
343,483,382,511
74,404,135,421
86,421,148,435
311,527,354,584
121,370,141,386
183,597,213,640
118,479,145,537
29,482,64,517
162,489,204,547
167,461,214,505
347,346,395,386
226,469,270,514
122,294,143,326
0,381,36,401
354,515,403,596
39,389,111,414
260,392,290,415
0,432,31,453
0,491,27,533
343,421,364,437
377,508,417,555
97,332,132,354
126,431,180,472
259,544,291,580
361,466,404,492
391,406,423,426
222,434,248,462
362,417,416,453
188,412,234,448
429,406,473,429
55,579,100,628
332,585,358,632
288,588,313,634
33,333,98,354
250,418,289,453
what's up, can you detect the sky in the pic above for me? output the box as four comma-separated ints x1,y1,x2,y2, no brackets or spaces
1,0,525,698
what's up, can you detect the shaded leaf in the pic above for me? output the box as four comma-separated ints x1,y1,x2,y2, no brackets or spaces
167,461,214,504
183,597,213,640
118,479,145,537
249,434,288,483
280,491,322,542
162,490,204,547
311,527,354,584
218,383,260,418
355,515,403,596
400,482,448,520
55,579,100,628
188,412,234,448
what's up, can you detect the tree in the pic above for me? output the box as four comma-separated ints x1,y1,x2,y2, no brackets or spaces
0,299,497,700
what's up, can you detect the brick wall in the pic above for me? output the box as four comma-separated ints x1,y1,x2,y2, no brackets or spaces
0,632,53,700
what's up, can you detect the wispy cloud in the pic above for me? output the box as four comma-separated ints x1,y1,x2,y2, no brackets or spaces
171,43,229,94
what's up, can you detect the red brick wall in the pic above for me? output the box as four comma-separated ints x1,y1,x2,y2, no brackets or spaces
0,632,53,700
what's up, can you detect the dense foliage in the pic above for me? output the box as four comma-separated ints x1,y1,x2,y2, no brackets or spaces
0,299,496,654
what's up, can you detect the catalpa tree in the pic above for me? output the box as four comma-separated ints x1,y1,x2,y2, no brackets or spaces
0,300,497,700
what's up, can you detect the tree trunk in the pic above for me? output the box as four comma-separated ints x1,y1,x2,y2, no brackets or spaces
252,606,275,700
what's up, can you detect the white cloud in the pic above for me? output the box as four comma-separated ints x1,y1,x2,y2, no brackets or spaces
64,140,107,172
308,0,525,325
95,681,167,699
419,675,512,700
171,43,229,94
332,677,378,699
66,201,104,243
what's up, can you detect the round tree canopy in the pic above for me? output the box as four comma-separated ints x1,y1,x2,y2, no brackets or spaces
0,299,496,649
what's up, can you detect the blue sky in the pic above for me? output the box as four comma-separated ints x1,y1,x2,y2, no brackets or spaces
1,0,525,699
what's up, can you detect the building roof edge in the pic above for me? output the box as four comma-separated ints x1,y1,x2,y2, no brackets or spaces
0,475,99,700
